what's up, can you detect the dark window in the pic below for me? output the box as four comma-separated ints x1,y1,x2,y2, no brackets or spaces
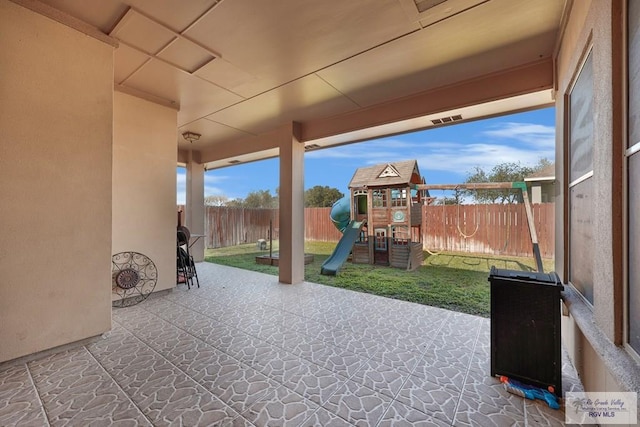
627,0,640,354
628,154,640,352
630,0,640,148
569,178,594,303
374,228,387,251
568,51,594,304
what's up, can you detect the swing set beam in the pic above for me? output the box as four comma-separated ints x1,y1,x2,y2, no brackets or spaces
414,181,520,191
414,181,544,273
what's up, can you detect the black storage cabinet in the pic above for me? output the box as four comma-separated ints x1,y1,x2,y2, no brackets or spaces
489,267,563,397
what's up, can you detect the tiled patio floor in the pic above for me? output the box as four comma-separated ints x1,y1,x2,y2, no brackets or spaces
1,263,584,426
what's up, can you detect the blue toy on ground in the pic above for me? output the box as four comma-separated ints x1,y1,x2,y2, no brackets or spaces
499,376,560,410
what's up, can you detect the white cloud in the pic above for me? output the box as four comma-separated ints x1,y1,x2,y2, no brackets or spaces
305,129,554,186
483,122,555,149
305,139,418,160
176,170,232,204
179,116,555,201
414,142,554,176
204,173,229,197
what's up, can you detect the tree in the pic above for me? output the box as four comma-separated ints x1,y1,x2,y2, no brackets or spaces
464,158,551,204
243,189,278,208
304,186,344,207
225,198,245,207
431,189,466,206
465,166,498,204
534,157,553,171
204,195,229,206
435,189,465,205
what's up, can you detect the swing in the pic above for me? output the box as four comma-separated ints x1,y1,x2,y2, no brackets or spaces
456,192,480,239
457,188,481,265
498,200,512,253
425,192,446,256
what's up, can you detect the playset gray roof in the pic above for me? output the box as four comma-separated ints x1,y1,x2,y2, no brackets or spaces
348,160,419,189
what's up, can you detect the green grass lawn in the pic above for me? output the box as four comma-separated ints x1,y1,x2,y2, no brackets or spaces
204,241,555,318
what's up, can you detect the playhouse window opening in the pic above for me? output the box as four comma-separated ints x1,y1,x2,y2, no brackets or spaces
354,193,368,215
391,188,408,207
357,229,368,244
392,226,410,245
372,189,387,207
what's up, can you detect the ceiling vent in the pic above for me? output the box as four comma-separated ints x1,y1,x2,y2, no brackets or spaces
414,0,447,13
305,144,321,151
431,114,463,125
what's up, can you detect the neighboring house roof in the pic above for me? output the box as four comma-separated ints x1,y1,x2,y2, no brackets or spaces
525,164,556,182
349,160,420,188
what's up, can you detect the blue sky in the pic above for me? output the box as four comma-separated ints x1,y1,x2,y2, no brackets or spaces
177,107,555,204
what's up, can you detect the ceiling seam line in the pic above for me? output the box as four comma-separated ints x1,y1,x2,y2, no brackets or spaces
118,56,154,86
199,27,425,120
105,6,130,35
143,0,526,131
313,73,363,108
114,39,246,100
418,0,491,30
123,23,424,122
127,6,222,58
197,118,259,136
180,0,226,36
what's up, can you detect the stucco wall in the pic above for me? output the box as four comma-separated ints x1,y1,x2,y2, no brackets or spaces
112,91,177,294
0,1,113,362
556,0,638,401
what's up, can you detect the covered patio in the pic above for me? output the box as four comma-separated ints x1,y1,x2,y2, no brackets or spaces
2,0,639,424
1,263,582,426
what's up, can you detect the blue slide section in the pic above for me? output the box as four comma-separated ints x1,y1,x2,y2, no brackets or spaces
321,219,364,276
329,196,351,232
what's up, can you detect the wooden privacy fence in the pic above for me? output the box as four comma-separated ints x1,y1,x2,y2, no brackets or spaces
304,207,343,242
194,203,554,258
201,206,343,248
423,203,555,258
204,207,279,248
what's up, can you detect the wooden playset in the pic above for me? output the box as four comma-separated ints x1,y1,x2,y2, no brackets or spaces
348,159,428,270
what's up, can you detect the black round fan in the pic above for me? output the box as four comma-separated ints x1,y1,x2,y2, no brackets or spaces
111,251,157,308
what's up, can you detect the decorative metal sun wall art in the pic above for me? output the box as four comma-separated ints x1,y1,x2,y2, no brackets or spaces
111,251,157,308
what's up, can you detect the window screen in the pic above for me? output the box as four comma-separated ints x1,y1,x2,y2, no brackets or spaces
568,51,594,305
627,0,640,353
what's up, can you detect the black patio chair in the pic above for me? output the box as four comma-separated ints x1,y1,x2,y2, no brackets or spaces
177,228,199,289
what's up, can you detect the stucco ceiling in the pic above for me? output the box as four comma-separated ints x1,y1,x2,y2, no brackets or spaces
36,0,566,169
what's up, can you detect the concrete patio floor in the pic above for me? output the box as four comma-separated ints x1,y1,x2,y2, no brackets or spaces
1,262,585,426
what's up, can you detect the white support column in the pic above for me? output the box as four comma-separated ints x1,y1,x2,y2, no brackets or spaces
279,122,305,284
186,156,205,262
